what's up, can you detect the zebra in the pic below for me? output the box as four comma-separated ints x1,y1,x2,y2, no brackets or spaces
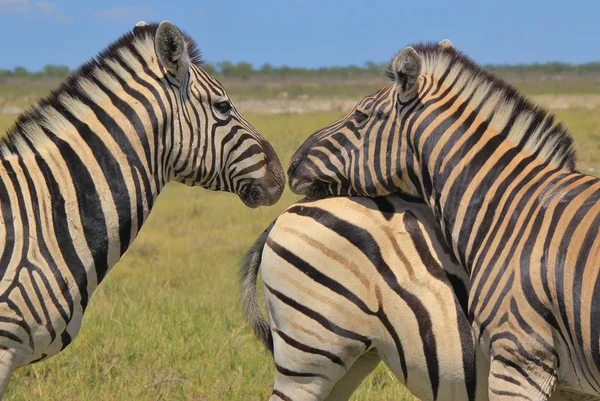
0,20,284,396
241,194,584,401
287,40,600,401
241,194,491,401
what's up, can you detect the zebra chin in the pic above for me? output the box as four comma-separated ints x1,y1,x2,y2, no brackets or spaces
288,161,331,199
238,181,284,208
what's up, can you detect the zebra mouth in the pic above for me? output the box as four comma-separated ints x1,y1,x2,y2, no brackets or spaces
289,178,330,200
288,159,330,199
239,181,283,208
239,184,265,208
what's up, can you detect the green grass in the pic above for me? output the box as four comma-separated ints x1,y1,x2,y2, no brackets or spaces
0,78,62,109
509,75,600,95
223,78,386,101
0,116,13,135
0,82,599,400
553,107,600,173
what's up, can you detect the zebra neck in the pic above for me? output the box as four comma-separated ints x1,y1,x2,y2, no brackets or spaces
408,117,556,274
0,124,164,308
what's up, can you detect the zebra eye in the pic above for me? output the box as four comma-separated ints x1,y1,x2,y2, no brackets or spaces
354,110,368,124
214,101,232,115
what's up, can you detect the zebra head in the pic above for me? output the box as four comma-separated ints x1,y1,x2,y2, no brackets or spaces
288,41,454,200
150,21,285,207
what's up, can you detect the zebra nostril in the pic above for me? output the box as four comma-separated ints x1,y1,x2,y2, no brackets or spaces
238,184,264,209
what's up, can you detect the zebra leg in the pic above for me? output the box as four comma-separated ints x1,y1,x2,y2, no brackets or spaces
323,348,381,401
0,349,17,398
0,369,12,399
269,348,378,401
488,347,557,401
268,327,374,401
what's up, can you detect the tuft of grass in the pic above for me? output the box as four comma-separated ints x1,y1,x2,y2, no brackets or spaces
0,80,599,400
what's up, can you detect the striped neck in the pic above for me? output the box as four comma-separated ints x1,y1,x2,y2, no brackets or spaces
402,71,576,272
0,43,179,307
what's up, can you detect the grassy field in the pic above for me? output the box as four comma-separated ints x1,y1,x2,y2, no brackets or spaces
2,72,600,106
0,78,599,400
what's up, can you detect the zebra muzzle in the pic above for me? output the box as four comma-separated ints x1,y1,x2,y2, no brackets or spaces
287,160,329,199
239,178,284,208
289,177,330,200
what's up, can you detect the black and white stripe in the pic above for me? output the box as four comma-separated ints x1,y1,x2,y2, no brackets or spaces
0,20,284,396
241,195,490,401
288,39,600,401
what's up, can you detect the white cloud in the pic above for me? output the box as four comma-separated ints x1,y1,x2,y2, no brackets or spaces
194,8,207,19
36,1,71,22
36,0,55,12
0,0,71,22
0,0,31,13
93,6,154,22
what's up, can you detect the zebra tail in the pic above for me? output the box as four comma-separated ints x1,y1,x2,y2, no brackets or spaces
240,221,275,354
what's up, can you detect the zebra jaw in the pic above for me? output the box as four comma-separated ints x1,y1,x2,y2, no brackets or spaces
288,177,330,200
287,159,330,200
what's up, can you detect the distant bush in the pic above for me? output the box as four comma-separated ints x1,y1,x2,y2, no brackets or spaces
201,61,389,78
42,64,70,77
0,64,70,78
1,61,599,80
486,62,600,75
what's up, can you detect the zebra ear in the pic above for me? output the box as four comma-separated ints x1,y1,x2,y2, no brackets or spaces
133,21,148,34
155,21,189,76
438,39,455,49
392,46,422,95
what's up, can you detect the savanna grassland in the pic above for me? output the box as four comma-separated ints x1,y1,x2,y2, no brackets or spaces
0,73,599,400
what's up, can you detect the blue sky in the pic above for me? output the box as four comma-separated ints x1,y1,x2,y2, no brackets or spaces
0,0,598,71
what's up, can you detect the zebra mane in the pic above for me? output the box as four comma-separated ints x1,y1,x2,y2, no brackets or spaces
386,43,577,171
1,23,203,155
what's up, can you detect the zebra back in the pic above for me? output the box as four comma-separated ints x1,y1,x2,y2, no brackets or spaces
246,195,490,401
